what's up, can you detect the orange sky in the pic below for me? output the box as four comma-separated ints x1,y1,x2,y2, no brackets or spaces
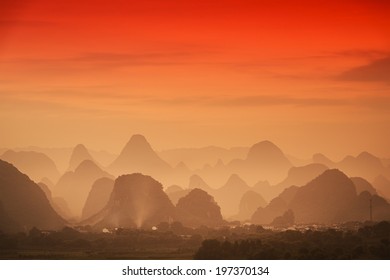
0,0,390,159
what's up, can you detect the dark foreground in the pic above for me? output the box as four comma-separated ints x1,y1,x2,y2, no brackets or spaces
1,221,389,260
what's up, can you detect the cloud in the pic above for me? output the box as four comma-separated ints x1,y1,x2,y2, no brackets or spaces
338,56,390,84
333,49,389,58
0,50,213,74
150,94,350,108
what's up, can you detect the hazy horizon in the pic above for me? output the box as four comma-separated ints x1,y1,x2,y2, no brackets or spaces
1,136,389,163
1,0,390,160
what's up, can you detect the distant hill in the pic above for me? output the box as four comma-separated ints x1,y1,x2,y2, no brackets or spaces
233,190,267,221
188,174,215,194
0,160,65,231
313,152,386,182
54,160,113,218
85,173,175,229
159,146,248,170
373,175,390,201
214,174,251,218
68,144,95,171
258,163,328,201
350,177,377,195
108,135,172,182
176,188,224,227
165,185,191,206
37,182,73,221
252,169,390,225
0,150,60,183
338,152,385,181
288,169,357,224
81,177,114,220
312,153,335,167
227,140,292,185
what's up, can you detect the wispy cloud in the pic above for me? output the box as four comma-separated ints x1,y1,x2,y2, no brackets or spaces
332,49,389,59
337,56,390,84
150,94,361,108
0,50,214,74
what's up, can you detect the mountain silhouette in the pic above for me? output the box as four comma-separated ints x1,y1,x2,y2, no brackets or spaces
227,140,292,185
345,190,390,222
176,188,224,227
312,153,335,167
85,173,175,229
258,163,328,201
68,144,94,171
165,185,191,206
159,146,248,170
373,175,390,201
288,169,357,224
108,134,172,182
233,190,267,221
0,150,60,183
169,161,192,187
251,169,388,225
54,160,113,218
188,174,214,194
37,182,73,220
252,196,288,224
214,174,251,218
350,177,377,195
271,209,295,227
338,152,385,181
81,177,114,220
0,160,65,231
252,169,390,224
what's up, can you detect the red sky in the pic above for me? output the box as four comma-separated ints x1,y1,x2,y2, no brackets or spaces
0,0,389,158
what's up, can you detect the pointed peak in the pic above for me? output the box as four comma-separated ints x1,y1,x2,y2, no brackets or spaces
119,134,154,156
357,151,379,161
73,143,88,152
190,174,205,182
189,174,209,188
309,169,351,186
247,140,288,162
225,173,247,186
128,134,150,146
69,144,93,170
71,144,91,158
75,159,102,174
312,153,333,163
250,140,279,150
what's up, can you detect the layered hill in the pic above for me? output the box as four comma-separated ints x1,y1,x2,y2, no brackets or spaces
165,185,191,206
108,135,172,180
213,174,251,218
54,160,113,218
252,169,390,225
257,163,328,201
176,188,224,227
0,150,60,182
0,160,65,231
313,152,387,182
81,177,114,220
233,190,267,221
228,141,292,185
85,173,175,229
68,144,95,171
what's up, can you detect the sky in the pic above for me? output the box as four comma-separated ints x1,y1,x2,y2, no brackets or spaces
0,0,389,159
